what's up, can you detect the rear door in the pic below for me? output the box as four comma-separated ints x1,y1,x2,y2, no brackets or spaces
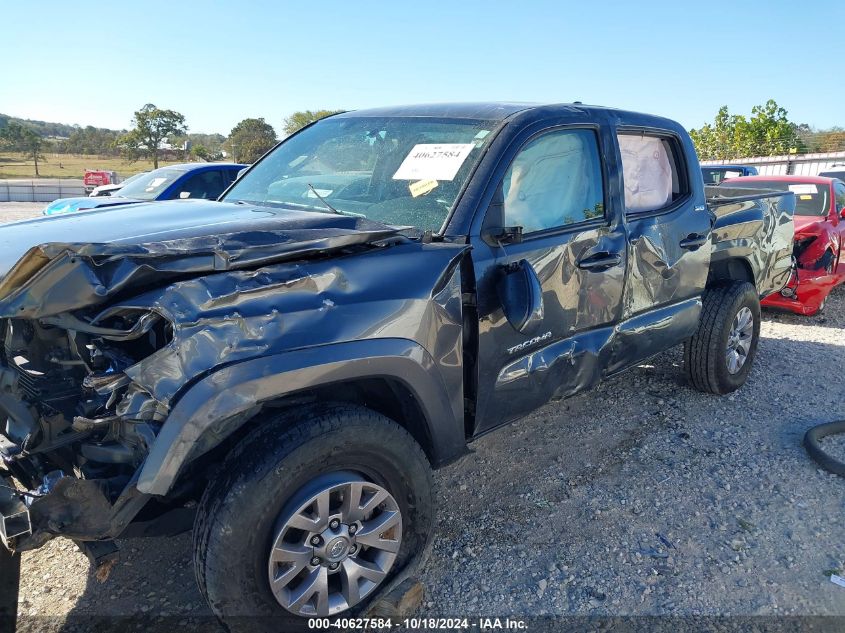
606,126,712,371
470,122,628,433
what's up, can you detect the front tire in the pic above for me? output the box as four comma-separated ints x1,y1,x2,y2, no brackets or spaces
193,403,433,630
684,281,761,395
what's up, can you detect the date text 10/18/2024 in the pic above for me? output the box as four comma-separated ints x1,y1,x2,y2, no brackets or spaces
308,617,529,630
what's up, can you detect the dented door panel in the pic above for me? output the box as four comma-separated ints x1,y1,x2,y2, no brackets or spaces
472,224,627,433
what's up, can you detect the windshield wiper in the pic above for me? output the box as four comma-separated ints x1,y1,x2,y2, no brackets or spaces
307,184,341,215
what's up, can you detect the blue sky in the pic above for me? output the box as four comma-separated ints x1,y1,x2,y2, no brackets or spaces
2,0,842,135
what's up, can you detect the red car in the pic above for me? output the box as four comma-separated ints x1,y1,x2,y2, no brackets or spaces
723,175,845,315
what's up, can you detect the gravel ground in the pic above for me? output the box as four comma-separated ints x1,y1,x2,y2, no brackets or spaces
5,201,845,625
0,202,45,223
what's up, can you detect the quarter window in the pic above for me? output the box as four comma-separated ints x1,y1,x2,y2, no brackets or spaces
502,129,605,234
617,133,687,214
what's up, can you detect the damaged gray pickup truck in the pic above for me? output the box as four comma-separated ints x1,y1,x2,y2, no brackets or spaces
0,103,794,626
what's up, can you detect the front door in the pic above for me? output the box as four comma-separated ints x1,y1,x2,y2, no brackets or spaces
470,125,627,434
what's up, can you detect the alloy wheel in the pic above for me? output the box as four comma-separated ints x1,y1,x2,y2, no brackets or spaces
267,473,402,617
725,306,754,374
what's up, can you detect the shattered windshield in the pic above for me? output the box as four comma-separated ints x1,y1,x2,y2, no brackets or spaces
222,116,497,232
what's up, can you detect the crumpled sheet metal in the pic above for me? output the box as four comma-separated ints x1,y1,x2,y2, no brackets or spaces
0,224,401,319
762,265,845,315
709,187,795,296
116,241,468,406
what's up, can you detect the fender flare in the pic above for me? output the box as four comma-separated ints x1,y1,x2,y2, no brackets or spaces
136,338,465,496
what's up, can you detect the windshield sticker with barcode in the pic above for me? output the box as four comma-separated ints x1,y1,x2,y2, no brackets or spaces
788,184,818,194
393,143,475,181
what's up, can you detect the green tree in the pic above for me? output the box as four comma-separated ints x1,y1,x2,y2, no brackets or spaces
798,126,845,153
689,100,803,160
744,100,804,156
0,122,48,176
282,109,344,136
118,104,187,168
65,125,122,156
191,144,211,161
226,118,277,163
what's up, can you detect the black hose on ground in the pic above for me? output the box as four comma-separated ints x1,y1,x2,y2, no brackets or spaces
803,420,845,477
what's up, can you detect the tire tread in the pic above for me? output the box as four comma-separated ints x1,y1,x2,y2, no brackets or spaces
684,281,759,395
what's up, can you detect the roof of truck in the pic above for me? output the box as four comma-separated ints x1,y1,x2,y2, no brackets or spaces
333,102,656,122
333,102,538,120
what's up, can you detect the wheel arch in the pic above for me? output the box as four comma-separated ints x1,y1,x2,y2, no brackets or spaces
707,255,755,287
136,338,467,497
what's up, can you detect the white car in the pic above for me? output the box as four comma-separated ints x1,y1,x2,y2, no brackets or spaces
89,171,148,197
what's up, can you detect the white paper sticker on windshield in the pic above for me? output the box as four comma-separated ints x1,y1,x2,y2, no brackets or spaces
306,188,333,198
788,184,818,194
392,143,475,181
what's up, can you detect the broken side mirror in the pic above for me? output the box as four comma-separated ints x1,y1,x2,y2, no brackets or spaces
497,259,544,333
481,186,524,245
491,226,524,244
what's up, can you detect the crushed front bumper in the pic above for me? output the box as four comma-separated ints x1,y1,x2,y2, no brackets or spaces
0,477,30,548
0,466,151,554
762,266,844,315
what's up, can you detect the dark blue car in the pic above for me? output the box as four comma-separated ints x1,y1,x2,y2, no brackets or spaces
701,164,759,185
43,162,246,215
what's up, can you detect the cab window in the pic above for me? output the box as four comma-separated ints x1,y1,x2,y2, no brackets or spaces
617,133,687,214
501,129,604,234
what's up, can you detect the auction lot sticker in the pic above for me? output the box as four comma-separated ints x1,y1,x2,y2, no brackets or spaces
393,144,476,181
788,184,818,194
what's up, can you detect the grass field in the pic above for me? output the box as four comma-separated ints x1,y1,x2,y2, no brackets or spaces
0,152,185,179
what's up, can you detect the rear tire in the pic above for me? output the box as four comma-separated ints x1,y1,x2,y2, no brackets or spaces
684,281,761,395
193,403,433,631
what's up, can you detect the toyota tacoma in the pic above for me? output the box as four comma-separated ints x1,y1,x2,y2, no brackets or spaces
0,103,795,628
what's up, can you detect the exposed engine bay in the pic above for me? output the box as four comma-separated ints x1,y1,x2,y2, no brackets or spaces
1,307,171,488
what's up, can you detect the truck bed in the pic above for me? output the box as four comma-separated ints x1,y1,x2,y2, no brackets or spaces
705,185,796,298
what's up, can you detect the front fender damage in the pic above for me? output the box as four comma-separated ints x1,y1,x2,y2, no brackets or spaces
0,224,467,551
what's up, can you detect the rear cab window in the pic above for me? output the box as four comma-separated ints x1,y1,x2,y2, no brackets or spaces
617,132,689,215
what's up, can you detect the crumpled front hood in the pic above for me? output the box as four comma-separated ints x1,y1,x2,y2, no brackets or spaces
0,199,405,318
793,215,825,235
0,199,398,281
